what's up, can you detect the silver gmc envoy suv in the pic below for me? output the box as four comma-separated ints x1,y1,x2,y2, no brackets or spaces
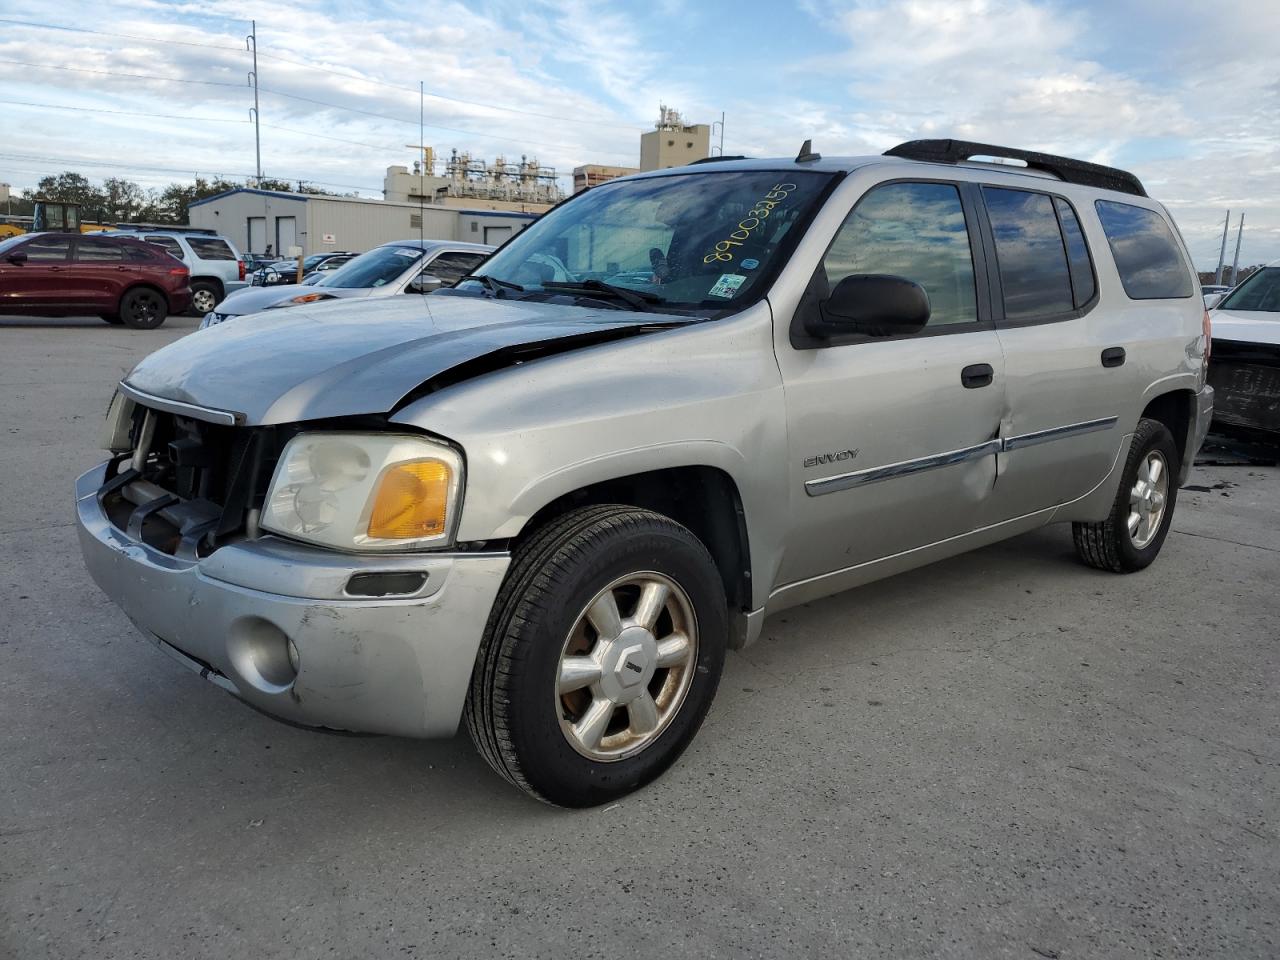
77,140,1213,806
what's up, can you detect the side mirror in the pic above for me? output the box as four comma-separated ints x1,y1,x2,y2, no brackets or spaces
407,273,443,294
6,251,28,266
811,274,930,338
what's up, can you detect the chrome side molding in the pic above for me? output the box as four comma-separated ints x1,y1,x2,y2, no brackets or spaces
805,416,1118,497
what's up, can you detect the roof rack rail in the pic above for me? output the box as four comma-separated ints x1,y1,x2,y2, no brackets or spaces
689,155,749,165
883,139,1147,197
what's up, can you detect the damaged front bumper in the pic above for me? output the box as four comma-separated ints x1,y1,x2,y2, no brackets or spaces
76,462,509,737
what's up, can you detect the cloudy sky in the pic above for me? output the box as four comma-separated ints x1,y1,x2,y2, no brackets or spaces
0,0,1276,269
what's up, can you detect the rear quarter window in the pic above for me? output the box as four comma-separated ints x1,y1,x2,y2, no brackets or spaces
1094,200,1193,300
186,238,237,261
145,236,184,259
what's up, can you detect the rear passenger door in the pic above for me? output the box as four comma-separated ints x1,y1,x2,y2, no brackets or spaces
978,186,1124,523
70,236,136,311
775,179,1007,585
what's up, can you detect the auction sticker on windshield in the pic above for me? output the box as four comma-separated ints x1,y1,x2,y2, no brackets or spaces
703,182,798,265
708,274,747,298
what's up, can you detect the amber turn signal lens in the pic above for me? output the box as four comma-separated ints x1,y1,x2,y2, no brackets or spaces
367,460,451,539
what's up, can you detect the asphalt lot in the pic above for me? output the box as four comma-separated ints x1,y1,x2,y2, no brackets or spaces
1,314,1277,959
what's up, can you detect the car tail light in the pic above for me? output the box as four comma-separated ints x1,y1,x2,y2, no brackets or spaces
239,259,246,282
1202,308,1212,363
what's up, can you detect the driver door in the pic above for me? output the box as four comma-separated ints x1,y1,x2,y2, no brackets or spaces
774,180,1006,586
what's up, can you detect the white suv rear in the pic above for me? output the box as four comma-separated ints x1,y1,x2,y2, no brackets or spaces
109,230,247,315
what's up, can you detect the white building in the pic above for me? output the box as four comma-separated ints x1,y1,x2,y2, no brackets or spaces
188,188,538,256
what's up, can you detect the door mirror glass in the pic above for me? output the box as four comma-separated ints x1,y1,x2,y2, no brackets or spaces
407,272,443,294
817,274,930,337
6,251,27,265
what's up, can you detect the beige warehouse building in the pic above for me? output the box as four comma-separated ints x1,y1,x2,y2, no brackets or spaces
188,188,538,256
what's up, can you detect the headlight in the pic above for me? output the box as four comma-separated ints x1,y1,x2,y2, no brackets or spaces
261,433,463,551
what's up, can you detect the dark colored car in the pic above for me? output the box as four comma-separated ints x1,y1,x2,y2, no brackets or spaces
252,251,357,286
0,232,192,329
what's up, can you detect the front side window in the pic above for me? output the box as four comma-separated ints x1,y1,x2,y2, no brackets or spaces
1094,200,1193,300
984,187,1075,320
75,238,124,262
465,170,836,311
186,237,237,261
318,245,423,289
1217,267,1280,313
824,181,978,328
21,236,72,262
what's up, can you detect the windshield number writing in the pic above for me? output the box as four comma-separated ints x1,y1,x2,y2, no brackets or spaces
703,183,797,264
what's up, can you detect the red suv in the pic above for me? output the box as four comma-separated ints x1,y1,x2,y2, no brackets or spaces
0,233,192,329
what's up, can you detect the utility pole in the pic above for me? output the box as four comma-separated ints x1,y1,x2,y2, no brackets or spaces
1229,212,1245,286
711,112,725,156
418,81,425,247
1214,209,1230,286
247,20,262,187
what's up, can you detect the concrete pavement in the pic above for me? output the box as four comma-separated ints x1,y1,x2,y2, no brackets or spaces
1,315,1277,959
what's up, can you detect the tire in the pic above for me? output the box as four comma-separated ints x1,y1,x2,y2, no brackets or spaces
119,287,168,330
465,505,728,807
188,280,221,316
1073,417,1179,573
100,314,123,325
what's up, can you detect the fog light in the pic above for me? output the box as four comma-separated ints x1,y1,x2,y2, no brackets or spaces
227,617,298,693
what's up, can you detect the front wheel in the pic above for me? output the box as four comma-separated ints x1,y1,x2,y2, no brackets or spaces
466,505,727,807
119,288,168,330
1073,417,1179,572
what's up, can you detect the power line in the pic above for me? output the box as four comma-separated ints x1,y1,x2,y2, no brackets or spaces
0,99,248,124
0,58,247,89
0,151,382,194
0,18,246,53
0,18,641,130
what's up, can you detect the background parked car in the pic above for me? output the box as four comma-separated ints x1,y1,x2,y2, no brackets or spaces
1202,283,1232,308
1207,263,1280,449
202,239,492,327
106,229,246,316
251,251,356,286
0,232,191,329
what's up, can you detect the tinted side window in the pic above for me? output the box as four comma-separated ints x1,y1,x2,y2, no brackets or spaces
1094,200,1193,299
186,238,236,261
983,188,1074,320
1053,198,1095,307
429,251,486,284
824,181,978,327
22,237,72,262
145,236,184,258
75,238,124,262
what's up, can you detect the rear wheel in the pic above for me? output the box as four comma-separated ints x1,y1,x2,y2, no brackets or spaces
189,280,221,316
1073,417,1179,572
466,505,727,807
119,287,167,330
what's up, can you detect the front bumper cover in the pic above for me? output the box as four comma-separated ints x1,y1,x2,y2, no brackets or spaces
76,462,509,737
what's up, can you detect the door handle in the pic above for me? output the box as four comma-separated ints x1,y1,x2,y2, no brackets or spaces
1101,347,1126,368
961,363,994,389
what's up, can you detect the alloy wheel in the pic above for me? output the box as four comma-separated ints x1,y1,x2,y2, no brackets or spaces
555,572,698,761
1128,450,1169,548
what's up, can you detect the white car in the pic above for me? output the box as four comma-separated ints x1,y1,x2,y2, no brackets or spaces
201,239,492,328
1207,262,1280,446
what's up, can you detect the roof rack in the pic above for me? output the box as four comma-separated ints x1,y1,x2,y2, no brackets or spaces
689,155,749,165
883,139,1147,197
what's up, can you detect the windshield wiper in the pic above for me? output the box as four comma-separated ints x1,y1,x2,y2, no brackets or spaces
459,274,525,296
543,279,662,310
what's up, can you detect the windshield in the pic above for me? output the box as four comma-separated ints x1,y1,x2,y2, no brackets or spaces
1218,267,1280,314
462,170,836,310
317,245,422,289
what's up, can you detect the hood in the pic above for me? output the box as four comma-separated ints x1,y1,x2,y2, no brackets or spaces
217,283,371,316
125,294,698,425
1210,308,1280,347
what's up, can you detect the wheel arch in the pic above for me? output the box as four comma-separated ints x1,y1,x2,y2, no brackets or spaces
511,464,754,644
1139,387,1196,481
190,275,225,298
